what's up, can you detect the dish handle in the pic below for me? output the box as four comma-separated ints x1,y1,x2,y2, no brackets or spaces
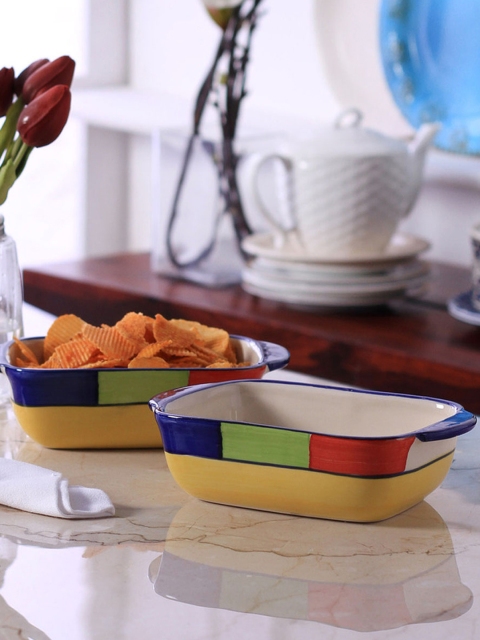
415,410,477,442
260,341,290,372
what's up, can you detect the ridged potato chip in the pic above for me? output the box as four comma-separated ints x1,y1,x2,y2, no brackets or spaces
82,324,138,361
41,336,100,369
12,337,40,366
13,312,249,370
44,314,86,360
128,355,170,368
115,312,153,349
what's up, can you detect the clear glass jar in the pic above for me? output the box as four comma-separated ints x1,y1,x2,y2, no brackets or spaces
0,215,23,343
0,215,23,403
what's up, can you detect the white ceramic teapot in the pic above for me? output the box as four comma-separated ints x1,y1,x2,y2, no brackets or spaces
242,109,439,257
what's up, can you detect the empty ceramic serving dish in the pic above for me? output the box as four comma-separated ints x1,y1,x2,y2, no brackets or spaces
1,336,289,449
149,379,476,522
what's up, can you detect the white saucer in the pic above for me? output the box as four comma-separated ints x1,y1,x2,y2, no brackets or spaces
242,280,428,308
241,232,430,266
448,291,480,326
250,256,392,277
242,262,429,297
245,257,429,286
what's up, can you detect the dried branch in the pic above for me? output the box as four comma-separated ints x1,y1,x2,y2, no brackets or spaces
166,0,264,269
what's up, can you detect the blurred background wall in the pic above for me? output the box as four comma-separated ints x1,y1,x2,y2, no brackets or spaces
2,0,480,268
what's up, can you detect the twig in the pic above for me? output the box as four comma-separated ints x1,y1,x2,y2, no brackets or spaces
166,0,264,269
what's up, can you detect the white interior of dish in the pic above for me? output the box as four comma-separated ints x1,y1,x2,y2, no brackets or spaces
164,381,458,438
231,338,263,366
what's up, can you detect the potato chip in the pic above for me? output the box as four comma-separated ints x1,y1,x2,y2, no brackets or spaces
14,311,251,370
171,319,231,357
82,324,138,360
136,340,172,359
160,345,198,359
12,337,39,366
128,356,170,369
206,361,234,368
115,312,154,349
223,340,238,364
153,314,196,348
166,356,207,368
44,314,86,360
41,336,100,369
169,319,202,339
15,357,41,368
189,341,229,365
80,358,129,369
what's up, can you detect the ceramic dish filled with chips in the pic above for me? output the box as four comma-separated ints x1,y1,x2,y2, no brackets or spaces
0,313,290,449
149,379,476,522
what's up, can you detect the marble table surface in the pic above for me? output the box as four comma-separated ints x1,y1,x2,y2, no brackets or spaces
0,305,479,639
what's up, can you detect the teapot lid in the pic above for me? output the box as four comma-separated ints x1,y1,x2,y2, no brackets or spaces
303,109,407,157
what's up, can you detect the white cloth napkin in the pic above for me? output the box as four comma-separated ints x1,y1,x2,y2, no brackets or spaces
0,458,115,519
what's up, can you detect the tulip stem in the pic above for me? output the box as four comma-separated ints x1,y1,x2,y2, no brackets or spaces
4,134,22,165
12,140,31,173
14,144,33,178
0,98,23,161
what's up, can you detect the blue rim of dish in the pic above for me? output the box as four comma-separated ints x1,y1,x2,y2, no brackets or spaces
379,0,480,155
150,379,476,443
448,290,480,326
0,336,290,407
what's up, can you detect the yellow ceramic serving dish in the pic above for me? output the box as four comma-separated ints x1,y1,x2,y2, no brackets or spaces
149,379,476,522
1,336,289,449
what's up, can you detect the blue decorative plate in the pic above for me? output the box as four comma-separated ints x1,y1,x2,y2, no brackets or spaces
379,0,480,154
448,290,480,326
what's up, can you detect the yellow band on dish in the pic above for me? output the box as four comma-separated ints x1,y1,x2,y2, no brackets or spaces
12,402,163,449
165,452,454,522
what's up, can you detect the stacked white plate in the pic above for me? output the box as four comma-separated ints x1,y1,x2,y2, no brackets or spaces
241,232,431,308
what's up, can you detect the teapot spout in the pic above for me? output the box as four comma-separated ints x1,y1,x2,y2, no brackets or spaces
409,122,440,158
403,122,440,215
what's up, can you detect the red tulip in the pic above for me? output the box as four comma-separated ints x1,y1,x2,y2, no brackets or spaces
14,58,49,97
21,55,75,104
0,68,14,117
17,84,71,147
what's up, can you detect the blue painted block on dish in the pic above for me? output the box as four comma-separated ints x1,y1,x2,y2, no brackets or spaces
8,369,99,406
160,416,222,459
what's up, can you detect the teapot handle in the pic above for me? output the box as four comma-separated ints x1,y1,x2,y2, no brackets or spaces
239,152,296,246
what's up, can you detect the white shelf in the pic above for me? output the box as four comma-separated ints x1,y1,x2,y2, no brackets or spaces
70,85,320,138
71,86,480,192
71,86,194,135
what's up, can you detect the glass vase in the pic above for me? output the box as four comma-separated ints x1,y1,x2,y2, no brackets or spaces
150,128,284,287
0,214,23,404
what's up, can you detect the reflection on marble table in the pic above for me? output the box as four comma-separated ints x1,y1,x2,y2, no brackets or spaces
0,378,479,638
150,499,472,632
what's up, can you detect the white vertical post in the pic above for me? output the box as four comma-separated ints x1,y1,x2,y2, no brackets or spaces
77,0,131,256
75,0,129,88
82,126,130,256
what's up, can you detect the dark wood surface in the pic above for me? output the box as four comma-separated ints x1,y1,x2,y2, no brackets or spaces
23,253,480,413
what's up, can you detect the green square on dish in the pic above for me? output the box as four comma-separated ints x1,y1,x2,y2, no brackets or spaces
221,422,310,468
98,370,190,405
